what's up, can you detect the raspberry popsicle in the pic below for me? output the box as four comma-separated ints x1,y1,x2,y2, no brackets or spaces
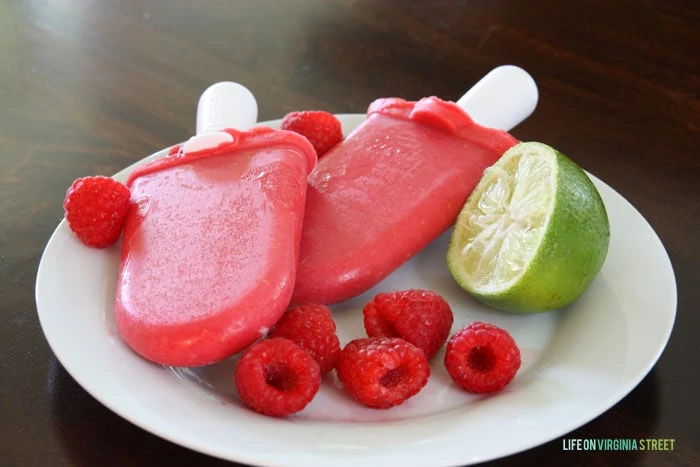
115,127,316,367
292,66,538,305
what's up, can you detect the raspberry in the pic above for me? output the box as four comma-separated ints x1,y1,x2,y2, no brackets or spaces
363,289,453,359
280,110,343,157
336,337,430,409
235,338,321,417
268,304,341,374
444,322,521,394
63,176,131,248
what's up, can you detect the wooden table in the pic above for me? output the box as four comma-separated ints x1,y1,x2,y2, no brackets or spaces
2,1,698,466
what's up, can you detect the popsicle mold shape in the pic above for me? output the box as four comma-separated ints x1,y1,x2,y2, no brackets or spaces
115,127,317,367
292,97,522,306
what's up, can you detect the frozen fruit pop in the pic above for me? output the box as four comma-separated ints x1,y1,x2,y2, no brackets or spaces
115,113,317,366
292,66,538,305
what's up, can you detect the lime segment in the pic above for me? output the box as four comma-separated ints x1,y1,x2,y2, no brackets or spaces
447,142,610,313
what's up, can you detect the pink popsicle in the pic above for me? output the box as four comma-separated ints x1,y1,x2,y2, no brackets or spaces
291,96,520,305
115,127,317,367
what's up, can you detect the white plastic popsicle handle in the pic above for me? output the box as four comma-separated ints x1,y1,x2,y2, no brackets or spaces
195,81,258,135
456,65,538,131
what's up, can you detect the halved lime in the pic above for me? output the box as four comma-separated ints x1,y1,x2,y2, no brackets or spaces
446,142,610,313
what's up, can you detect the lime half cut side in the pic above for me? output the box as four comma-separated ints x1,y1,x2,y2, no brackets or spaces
446,142,610,313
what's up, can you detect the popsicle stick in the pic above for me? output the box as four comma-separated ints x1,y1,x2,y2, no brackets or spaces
456,65,539,131
195,82,258,135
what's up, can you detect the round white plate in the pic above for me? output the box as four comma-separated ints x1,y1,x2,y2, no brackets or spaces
36,115,677,467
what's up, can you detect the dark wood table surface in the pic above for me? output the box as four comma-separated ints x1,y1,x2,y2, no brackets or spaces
2,1,698,466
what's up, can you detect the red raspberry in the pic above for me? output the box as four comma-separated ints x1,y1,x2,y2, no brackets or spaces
235,338,321,417
336,337,430,409
444,322,521,394
268,304,341,374
63,176,131,248
363,289,453,359
280,110,343,157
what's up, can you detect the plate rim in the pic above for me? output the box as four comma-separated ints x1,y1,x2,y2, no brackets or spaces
35,113,678,467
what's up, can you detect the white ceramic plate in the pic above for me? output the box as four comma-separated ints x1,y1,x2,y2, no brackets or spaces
36,114,677,467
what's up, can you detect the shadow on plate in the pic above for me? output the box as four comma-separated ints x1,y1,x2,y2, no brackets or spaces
482,369,662,466
47,357,244,467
